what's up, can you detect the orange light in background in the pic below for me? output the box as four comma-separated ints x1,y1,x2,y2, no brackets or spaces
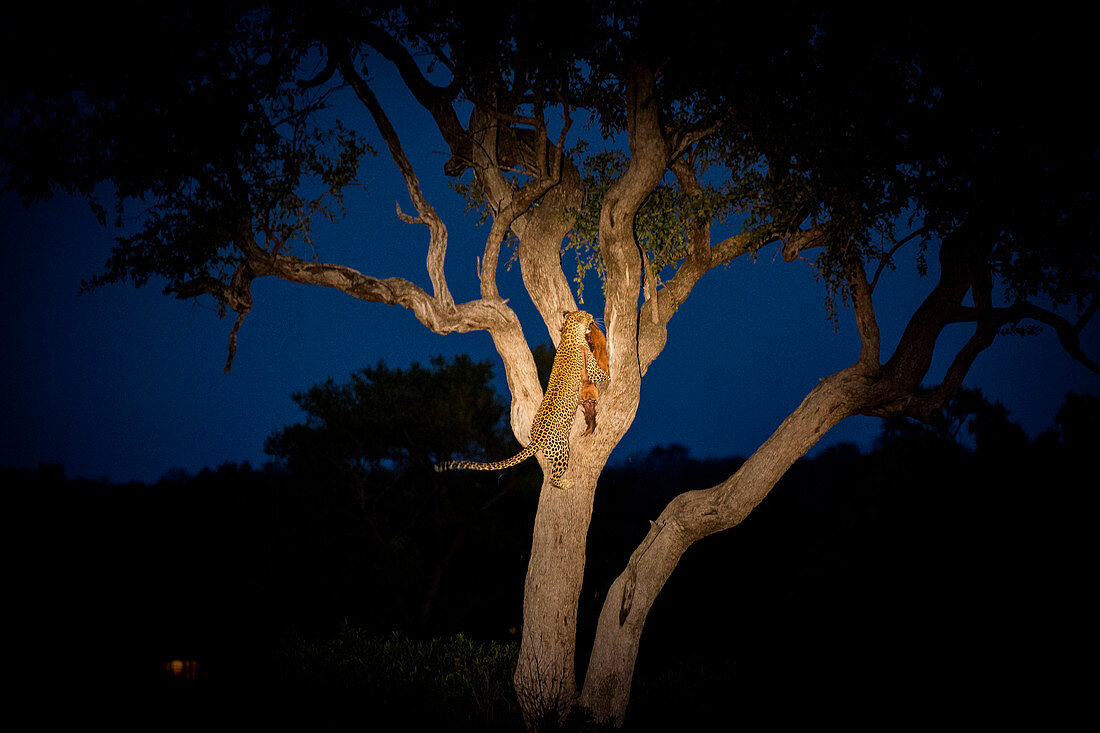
163,658,203,680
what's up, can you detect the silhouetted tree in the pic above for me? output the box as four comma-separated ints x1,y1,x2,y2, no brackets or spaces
266,355,510,477
876,387,1027,455
1054,392,1100,451
265,355,536,633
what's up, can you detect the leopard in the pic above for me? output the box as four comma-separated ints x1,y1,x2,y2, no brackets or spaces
435,310,610,489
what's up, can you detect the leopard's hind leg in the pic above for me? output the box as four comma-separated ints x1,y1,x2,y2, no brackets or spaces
548,443,572,489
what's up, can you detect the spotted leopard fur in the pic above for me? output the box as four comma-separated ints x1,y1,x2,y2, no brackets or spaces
435,310,610,489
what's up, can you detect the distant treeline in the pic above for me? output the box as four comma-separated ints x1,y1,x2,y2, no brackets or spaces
11,388,1095,719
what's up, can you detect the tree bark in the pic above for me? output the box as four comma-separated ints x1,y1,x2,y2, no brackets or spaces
513,465,597,723
509,173,635,723
514,405,623,724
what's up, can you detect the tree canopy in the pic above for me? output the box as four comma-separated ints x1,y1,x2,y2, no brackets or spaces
265,354,512,474
5,4,1096,332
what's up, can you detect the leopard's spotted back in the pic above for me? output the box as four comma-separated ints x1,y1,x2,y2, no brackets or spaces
435,310,609,488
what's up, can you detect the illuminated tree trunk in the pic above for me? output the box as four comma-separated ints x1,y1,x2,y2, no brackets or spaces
508,183,640,723
513,460,600,723
504,155,606,723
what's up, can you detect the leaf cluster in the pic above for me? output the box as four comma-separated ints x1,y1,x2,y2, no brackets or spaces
367,0,617,121
565,149,743,300
278,625,521,728
904,15,1100,311
1,2,374,300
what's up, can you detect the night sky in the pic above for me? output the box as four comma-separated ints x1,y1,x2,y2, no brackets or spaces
2,61,1097,485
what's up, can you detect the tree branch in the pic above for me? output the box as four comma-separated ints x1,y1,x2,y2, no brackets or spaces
669,120,721,160
325,26,552,436
339,17,466,148
845,255,882,371
953,298,1100,375
780,226,829,262
250,249,506,335
463,99,574,303
600,59,674,386
335,50,454,309
870,226,928,292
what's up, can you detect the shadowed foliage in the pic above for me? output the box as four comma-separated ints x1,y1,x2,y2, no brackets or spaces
12,380,1095,728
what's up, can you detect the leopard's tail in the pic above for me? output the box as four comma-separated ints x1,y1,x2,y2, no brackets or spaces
435,443,538,474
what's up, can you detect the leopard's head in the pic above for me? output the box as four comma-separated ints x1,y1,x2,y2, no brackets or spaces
560,310,594,343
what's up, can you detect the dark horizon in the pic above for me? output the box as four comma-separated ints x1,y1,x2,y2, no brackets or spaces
15,405,1091,727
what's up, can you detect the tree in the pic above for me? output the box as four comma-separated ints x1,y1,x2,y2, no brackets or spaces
263,355,536,631
1053,391,1100,451
3,2,1097,726
265,355,512,479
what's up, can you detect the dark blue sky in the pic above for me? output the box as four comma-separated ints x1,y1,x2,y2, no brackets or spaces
2,64,1097,484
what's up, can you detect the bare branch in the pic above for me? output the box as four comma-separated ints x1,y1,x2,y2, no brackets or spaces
600,60,675,385
844,256,882,371
470,100,574,301
297,53,338,90
340,18,466,147
479,219,510,299
870,226,928,291
221,234,543,439
473,102,544,130
336,51,454,309
854,234,982,420
395,201,422,225
222,311,247,374
251,249,506,335
952,298,1100,375
862,238,1099,426
548,99,572,183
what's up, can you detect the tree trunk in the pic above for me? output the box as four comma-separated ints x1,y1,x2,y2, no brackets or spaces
514,451,606,725
578,371,864,725
507,150,614,726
